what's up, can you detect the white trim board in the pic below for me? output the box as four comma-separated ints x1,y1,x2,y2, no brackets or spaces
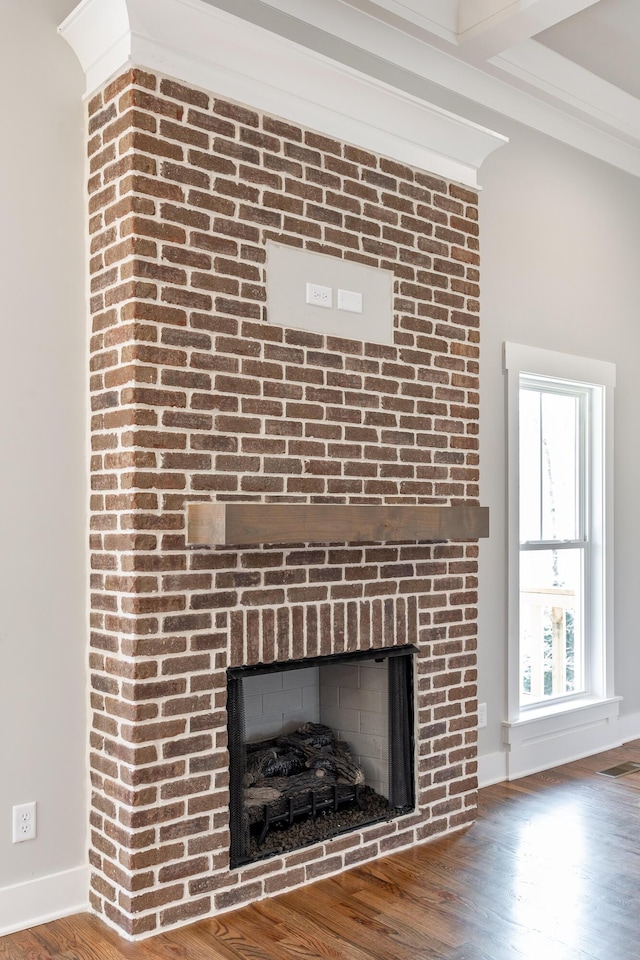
503,341,616,386
478,749,508,787
503,341,617,729
615,711,640,747
58,0,507,188
0,865,89,938
478,706,640,788
503,697,622,780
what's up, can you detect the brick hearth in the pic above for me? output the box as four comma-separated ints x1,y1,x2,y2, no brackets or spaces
87,67,481,938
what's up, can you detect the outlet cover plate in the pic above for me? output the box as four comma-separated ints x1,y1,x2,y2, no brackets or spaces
12,801,37,843
337,288,363,313
306,282,332,308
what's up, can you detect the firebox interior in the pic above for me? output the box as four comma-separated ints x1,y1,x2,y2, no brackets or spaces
227,645,416,867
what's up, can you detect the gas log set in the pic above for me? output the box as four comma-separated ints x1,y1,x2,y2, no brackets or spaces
242,723,386,858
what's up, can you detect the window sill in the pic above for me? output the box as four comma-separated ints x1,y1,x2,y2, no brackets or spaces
513,695,622,726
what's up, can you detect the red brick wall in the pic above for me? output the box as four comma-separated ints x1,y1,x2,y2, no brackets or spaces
87,68,481,938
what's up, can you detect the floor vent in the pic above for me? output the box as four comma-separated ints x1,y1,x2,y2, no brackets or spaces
597,761,640,778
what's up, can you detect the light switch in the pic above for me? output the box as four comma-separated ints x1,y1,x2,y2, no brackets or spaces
337,289,363,313
306,283,332,308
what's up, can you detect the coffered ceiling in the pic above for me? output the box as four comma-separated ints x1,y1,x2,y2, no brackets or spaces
204,0,640,176
537,0,640,99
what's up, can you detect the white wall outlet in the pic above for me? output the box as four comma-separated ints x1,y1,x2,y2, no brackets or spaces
12,801,37,843
478,703,487,729
306,282,332,308
337,288,363,313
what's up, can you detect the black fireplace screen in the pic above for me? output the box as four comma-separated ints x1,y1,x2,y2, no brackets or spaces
227,645,415,868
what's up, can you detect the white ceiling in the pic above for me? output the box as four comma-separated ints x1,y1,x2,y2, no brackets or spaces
204,0,640,176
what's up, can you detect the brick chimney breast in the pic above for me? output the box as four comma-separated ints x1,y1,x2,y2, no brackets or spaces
85,68,482,940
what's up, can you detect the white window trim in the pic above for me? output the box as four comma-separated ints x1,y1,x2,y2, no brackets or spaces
502,342,620,780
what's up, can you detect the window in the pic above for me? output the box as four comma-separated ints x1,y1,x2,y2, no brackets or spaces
519,377,589,707
503,344,618,778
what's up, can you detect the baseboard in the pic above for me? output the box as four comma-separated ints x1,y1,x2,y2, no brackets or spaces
479,711,640,789
507,737,626,781
616,712,640,746
478,749,508,787
0,864,88,937
502,697,622,780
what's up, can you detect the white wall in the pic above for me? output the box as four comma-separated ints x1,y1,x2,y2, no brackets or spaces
0,0,87,934
476,122,640,778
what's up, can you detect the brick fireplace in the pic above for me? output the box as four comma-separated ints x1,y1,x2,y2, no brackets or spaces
67,0,503,938
86,65,484,936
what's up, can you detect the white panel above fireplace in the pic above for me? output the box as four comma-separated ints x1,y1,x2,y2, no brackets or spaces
267,243,394,345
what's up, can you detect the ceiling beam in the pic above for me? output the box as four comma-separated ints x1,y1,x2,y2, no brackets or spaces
457,0,600,59
345,0,459,43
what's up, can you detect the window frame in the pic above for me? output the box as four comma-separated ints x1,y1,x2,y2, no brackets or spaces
504,343,616,732
518,376,590,707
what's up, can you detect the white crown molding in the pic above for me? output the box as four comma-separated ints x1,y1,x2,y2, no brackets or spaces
58,0,507,187
58,0,133,93
236,0,640,178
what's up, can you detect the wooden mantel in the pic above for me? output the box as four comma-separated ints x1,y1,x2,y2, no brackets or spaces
186,502,489,547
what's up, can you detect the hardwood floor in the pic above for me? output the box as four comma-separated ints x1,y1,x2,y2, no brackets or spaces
4,741,640,959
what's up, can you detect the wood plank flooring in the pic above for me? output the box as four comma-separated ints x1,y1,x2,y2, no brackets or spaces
4,741,640,959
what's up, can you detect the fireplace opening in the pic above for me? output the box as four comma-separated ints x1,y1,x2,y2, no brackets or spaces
227,646,416,868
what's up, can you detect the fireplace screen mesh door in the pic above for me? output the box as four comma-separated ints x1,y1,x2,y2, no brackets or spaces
227,646,415,867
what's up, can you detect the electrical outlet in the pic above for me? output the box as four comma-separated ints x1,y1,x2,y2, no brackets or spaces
306,282,332,308
12,802,37,843
478,703,487,729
